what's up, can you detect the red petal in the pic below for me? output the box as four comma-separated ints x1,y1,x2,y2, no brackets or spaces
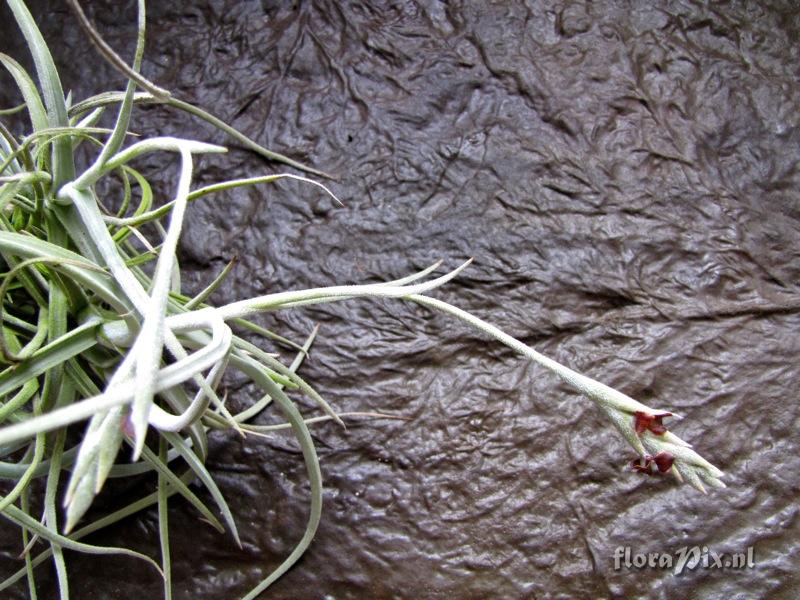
634,411,671,436
653,451,675,473
631,455,654,474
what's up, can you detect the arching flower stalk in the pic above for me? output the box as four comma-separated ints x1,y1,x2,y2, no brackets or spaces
409,295,725,493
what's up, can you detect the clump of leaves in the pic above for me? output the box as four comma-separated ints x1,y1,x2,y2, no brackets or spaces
0,1,724,598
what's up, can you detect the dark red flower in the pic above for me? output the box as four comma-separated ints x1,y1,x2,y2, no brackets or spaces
653,450,675,473
633,411,671,436
630,451,675,476
631,455,653,474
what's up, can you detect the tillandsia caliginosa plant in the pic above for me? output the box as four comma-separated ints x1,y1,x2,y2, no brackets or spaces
0,1,725,598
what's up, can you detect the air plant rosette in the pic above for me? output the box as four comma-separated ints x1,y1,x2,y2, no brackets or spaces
0,0,724,598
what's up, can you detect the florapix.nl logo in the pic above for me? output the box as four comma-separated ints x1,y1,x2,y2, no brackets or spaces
613,546,755,575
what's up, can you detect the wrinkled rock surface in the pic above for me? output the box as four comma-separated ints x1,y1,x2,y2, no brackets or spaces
1,1,798,598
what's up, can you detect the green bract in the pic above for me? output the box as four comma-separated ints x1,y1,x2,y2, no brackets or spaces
0,1,724,598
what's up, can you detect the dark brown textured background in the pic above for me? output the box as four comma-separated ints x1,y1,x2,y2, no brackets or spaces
1,1,799,598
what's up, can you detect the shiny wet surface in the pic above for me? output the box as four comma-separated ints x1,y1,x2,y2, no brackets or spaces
1,1,799,598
